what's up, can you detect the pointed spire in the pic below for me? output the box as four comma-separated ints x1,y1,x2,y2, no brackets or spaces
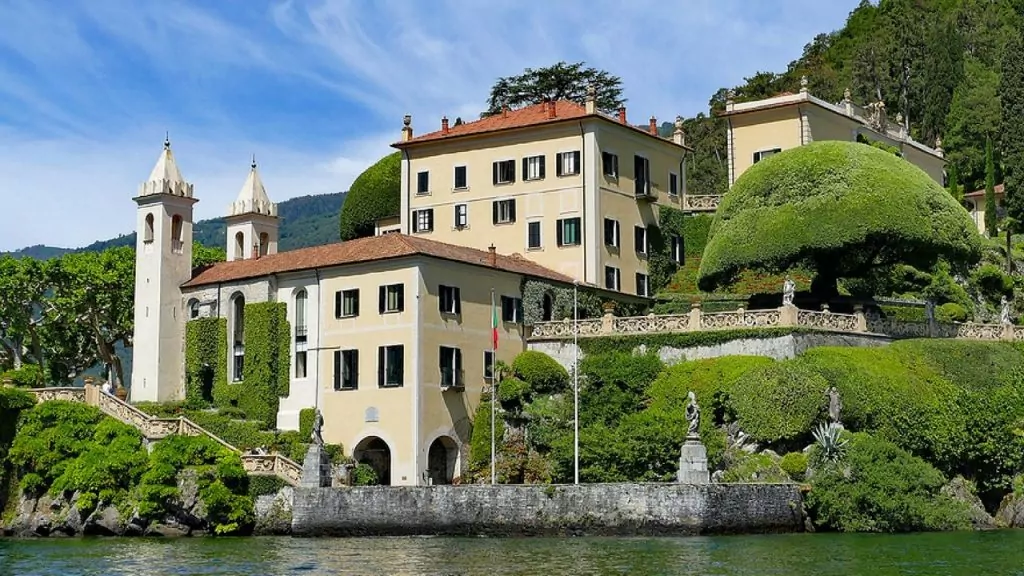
138,134,193,198
229,157,278,217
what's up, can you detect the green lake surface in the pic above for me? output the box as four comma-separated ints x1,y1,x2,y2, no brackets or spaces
2,531,1023,575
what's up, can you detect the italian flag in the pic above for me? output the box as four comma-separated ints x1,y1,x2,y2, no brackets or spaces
491,292,499,350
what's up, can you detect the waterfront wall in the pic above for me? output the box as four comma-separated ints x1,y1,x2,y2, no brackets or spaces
291,483,804,537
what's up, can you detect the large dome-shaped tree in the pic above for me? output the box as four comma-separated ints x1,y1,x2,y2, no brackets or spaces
697,141,983,296
339,151,401,241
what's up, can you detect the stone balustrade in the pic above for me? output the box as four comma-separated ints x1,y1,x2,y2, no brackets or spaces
529,302,1019,343
26,384,302,486
681,194,722,212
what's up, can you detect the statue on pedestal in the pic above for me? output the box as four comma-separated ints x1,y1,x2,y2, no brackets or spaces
310,408,324,446
1001,296,1012,326
826,386,842,427
685,391,701,438
782,276,796,307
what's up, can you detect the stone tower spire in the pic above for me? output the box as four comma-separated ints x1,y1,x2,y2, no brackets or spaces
226,156,279,261
130,135,197,404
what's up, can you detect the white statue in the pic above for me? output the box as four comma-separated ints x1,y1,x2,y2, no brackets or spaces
1001,296,1012,325
685,391,700,438
782,276,796,307
925,300,935,323
310,409,325,446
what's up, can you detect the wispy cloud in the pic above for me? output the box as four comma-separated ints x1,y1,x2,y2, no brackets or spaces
0,0,858,251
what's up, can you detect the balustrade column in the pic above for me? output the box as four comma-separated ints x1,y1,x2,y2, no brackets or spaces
1003,323,1015,342
779,303,798,327
601,309,615,334
688,301,702,331
853,304,867,333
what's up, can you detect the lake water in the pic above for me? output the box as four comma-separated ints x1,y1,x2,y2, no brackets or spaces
2,531,1023,575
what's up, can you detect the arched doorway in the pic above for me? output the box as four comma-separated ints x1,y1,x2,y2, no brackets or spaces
427,436,458,485
199,363,214,403
542,293,554,321
353,436,392,485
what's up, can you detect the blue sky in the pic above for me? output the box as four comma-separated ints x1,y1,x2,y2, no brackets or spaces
0,0,859,252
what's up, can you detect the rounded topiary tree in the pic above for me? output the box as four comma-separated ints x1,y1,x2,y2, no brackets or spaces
339,151,401,241
697,141,983,296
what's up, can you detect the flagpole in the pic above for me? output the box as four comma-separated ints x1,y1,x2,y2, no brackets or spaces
490,288,496,486
573,280,579,485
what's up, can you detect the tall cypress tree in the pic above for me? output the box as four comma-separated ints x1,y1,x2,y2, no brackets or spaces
947,163,962,204
985,136,998,238
1000,33,1024,237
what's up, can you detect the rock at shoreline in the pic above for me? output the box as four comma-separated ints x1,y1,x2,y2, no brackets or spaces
996,491,1024,528
941,476,996,530
254,487,294,536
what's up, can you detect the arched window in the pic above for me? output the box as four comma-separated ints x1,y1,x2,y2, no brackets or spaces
294,289,308,378
231,293,245,382
187,298,200,319
170,215,183,253
259,232,269,256
234,232,245,260
144,213,155,243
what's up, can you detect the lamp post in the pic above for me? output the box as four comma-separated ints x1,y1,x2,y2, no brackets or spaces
573,280,579,485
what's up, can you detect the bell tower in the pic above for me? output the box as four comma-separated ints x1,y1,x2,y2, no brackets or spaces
130,136,196,403
226,156,279,261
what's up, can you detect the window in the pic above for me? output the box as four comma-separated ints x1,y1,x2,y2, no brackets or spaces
454,165,467,190
527,221,542,249
492,199,516,225
143,213,155,243
634,155,651,196
336,289,359,318
170,215,183,253
557,217,581,246
602,152,619,177
635,226,648,255
753,148,782,163
259,232,269,256
669,172,679,196
416,171,430,194
557,151,580,176
439,346,464,388
501,295,523,323
439,285,462,315
412,208,434,233
234,231,245,260
378,345,404,387
484,350,496,380
604,218,620,248
231,294,245,382
294,290,308,379
493,159,516,184
671,235,683,264
605,266,621,291
379,283,405,314
188,299,200,319
523,155,546,181
454,204,468,229
636,273,650,297
334,349,358,390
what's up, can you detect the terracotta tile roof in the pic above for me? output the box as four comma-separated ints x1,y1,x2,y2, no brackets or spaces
394,100,688,150
964,183,1005,198
182,233,576,288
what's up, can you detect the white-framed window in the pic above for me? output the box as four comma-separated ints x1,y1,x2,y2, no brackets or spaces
230,293,245,382
294,289,308,379
523,155,546,181
440,346,463,388
501,295,523,323
753,148,782,163
170,215,184,254
527,221,542,250
454,204,468,229
439,285,461,315
334,349,358,390
493,159,516,184
602,151,619,177
634,155,651,196
493,199,516,224
187,298,200,319
454,165,468,190
557,217,581,246
669,172,679,196
335,288,359,318
635,226,648,255
379,284,404,314
671,235,683,264
604,218,619,248
635,273,650,297
378,345,404,387
604,266,621,291
557,151,581,176
416,171,430,194
412,208,434,233
143,213,155,243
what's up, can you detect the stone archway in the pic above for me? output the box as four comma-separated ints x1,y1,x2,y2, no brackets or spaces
353,436,392,485
426,436,459,485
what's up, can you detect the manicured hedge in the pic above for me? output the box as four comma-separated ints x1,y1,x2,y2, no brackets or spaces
697,141,983,293
339,152,402,241
682,213,713,258
185,318,227,408
576,327,814,356
511,351,569,395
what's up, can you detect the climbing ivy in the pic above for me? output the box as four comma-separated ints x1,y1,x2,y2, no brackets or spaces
239,302,291,429
185,318,227,408
521,279,648,325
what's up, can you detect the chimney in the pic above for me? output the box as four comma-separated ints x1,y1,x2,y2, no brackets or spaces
673,116,686,146
488,244,497,267
401,114,413,142
617,106,626,124
441,116,449,135
547,100,556,119
585,85,596,114
649,116,658,135
502,105,509,118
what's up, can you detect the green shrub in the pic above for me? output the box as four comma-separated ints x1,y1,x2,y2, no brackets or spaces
720,451,789,483
48,418,147,512
134,402,188,417
247,475,288,498
238,302,290,428
730,362,826,448
970,263,1013,300
578,351,663,426
682,213,713,258
806,433,972,532
9,401,106,489
298,408,316,440
218,406,248,420
1,364,44,388
468,397,504,477
511,351,569,395
339,152,401,240
185,317,226,408
351,463,379,486
936,302,968,323
779,452,808,482
497,377,530,411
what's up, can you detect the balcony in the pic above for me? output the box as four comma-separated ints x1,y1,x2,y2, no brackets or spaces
440,367,464,390
634,182,657,202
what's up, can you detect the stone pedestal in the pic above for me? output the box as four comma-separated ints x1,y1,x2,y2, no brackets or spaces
300,444,332,488
677,437,709,484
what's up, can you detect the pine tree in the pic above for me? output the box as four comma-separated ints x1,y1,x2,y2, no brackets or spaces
921,20,965,144
485,62,625,116
985,136,998,238
1000,33,1024,231
947,163,962,204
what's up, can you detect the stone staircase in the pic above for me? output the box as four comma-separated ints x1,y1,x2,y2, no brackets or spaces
28,385,302,486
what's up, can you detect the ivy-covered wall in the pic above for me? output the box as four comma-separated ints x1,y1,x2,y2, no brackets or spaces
185,302,290,429
521,279,648,325
682,213,713,261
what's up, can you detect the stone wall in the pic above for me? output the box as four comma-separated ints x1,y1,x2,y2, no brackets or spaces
529,332,892,371
291,483,804,537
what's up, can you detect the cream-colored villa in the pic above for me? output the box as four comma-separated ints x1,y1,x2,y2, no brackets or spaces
963,184,1006,235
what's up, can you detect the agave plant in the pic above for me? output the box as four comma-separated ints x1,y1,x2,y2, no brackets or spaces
812,422,848,466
